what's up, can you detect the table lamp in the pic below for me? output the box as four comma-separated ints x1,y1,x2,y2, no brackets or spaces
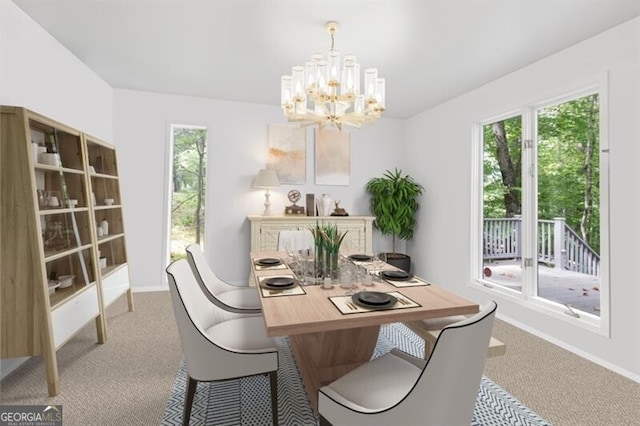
254,169,280,215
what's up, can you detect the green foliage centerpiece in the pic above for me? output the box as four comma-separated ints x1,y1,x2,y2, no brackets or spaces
310,223,348,281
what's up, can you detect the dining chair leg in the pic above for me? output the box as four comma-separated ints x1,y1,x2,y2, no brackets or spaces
269,370,278,426
183,375,198,426
319,415,332,426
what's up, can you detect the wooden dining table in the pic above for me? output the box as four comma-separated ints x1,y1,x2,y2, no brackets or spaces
250,251,479,410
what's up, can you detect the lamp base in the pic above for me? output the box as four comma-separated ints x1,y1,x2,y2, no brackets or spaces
262,190,273,215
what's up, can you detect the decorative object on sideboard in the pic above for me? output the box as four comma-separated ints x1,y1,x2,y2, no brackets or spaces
317,193,333,217
365,168,425,273
306,193,316,216
285,189,305,215
253,168,281,215
280,21,386,130
331,200,348,216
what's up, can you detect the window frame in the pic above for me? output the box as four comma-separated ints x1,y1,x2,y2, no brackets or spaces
470,75,610,337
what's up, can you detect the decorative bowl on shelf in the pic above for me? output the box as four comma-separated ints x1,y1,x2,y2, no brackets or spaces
104,198,114,206
39,152,60,166
48,280,60,295
58,275,75,289
66,199,78,208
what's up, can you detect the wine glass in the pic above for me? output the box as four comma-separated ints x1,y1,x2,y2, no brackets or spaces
359,265,374,287
282,240,295,263
295,250,309,285
340,263,357,296
370,253,384,282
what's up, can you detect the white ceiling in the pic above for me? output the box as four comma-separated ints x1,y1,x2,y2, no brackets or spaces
13,0,640,119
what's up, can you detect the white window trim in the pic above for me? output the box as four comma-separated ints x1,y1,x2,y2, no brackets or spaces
163,123,210,282
470,73,610,337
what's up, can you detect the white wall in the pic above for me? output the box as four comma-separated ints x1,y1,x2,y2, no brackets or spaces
405,17,640,379
113,89,406,290
0,1,113,140
0,1,113,378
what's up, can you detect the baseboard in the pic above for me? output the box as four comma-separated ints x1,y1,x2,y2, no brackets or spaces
131,285,168,293
497,312,640,384
130,281,248,293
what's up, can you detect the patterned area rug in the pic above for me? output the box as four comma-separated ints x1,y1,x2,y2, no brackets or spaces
162,323,551,425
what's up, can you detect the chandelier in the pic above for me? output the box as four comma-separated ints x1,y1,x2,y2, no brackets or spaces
280,21,386,130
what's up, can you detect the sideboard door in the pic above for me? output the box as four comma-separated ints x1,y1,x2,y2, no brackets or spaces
249,215,374,255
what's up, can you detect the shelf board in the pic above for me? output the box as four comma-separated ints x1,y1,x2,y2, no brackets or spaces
90,172,118,180
39,207,89,215
93,204,122,211
34,164,84,174
44,244,93,263
96,233,125,244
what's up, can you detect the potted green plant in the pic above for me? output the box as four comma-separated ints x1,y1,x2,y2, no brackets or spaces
365,168,425,272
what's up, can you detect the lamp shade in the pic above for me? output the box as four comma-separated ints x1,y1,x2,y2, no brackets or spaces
253,169,280,188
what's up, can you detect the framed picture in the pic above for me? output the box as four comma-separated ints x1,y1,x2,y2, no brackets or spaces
315,128,350,186
267,124,306,184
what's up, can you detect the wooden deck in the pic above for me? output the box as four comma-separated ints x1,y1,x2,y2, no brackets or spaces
483,260,601,316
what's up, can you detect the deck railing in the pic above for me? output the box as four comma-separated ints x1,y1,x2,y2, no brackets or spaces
483,217,600,276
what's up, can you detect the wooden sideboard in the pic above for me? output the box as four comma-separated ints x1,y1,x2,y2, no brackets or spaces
248,215,374,254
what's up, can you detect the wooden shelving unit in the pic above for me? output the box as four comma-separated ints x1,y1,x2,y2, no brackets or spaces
0,106,133,396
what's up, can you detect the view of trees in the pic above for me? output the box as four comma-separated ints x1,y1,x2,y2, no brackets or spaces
483,94,600,253
170,127,207,261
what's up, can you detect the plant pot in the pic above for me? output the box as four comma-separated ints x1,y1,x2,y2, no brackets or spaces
384,253,411,273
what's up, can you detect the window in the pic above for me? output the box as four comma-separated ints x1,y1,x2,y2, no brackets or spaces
472,85,609,335
166,125,208,262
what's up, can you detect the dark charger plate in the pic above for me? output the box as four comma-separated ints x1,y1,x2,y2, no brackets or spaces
381,270,412,281
352,291,397,309
261,277,295,289
256,258,282,267
349,254,372,261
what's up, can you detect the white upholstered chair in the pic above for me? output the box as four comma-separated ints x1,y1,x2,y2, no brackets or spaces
166,259,279,426
318,301,497,426
406,308,506,359
186,243,261,314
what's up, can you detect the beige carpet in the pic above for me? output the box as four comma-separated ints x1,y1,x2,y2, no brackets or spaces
484,320,640,425
0,292,182,425
1,291,638,425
